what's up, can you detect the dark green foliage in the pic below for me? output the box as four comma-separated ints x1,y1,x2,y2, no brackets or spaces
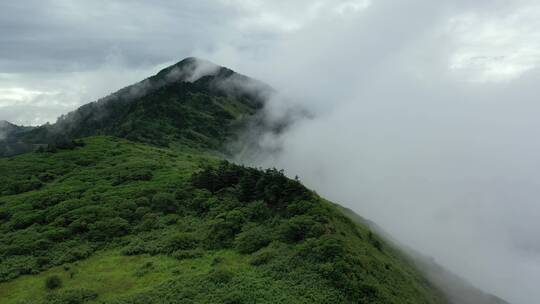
43,289,98,304
297,235,345,263
1,58,265,156
205,211,245,249
207,268,234,284
172,248,203,260
112,168,153,186
39,139,86,155
0,59,448,304
121,230,199,256
2,177,43,195
88,217,130,241
165,232,199,252
222,291,244,304
234,224,272,254
287,200,315,216
134,261,154,277
369,231,383,251
249,242,283,266
0,256,39,280
151,193,178,213
45,275,62,290
277,215,325,243
191,161,310,212
0,138,446,304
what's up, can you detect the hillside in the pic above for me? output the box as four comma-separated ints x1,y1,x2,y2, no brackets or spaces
0,58,507,303
0,121,36,157
339,207,511,304
0,137,446,303
0,58,272,156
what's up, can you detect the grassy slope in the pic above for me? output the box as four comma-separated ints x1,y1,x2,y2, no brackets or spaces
0,137,446,304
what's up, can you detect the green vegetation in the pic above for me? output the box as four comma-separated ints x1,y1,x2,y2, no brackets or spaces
0,58,446,303
0,136,445,303
45,275,62,290
0,58,265,156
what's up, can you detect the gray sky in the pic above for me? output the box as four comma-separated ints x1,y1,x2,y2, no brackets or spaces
2,1,540,303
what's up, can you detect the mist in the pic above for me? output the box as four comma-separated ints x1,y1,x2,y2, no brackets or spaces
216,2,540,304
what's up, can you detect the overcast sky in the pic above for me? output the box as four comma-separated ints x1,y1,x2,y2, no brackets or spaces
2,1,540,303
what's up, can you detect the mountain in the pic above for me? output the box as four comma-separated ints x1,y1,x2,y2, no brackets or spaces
0,57,273,156
339,206,511,304
0,121,36,157
413,256,510,304
0,58,509,304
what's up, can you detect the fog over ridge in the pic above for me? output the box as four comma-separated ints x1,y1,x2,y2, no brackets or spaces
222,3,540,304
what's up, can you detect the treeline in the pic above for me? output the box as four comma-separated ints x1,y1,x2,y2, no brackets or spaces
191,161,310,210
35,139,85,153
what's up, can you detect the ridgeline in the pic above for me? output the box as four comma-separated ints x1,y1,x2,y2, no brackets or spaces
0,58,507,304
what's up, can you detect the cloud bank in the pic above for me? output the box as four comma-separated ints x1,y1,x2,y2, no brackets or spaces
221,2,540,304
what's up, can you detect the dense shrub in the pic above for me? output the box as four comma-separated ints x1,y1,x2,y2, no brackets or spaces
286,200,314,216
121,238,146,256
172,248,204,260
164,232,198,253
152,193,178,213
277,215,325,243
0,256,39,281
0,146,430,304
191,162,311,211
205,210,245,248
45,275,62,290
88,217,130,241
243,201,271,222
112,167,153,186
207,268,233,284
1,176,43,195
368,231,383,251
234,224,272,254
44,288,98,303
249,242,284,266
297,235,345,263
137,213,161,231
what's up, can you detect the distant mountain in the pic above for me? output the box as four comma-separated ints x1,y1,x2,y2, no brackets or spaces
0,120,36,140
0,120,36,156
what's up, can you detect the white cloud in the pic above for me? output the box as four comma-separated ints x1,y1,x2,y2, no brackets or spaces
334,0,371,15
447,5,540,82
0,54,166,125
0,88,58,106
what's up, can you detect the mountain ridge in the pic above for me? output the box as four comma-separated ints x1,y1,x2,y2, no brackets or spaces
0,58,273,156
0,58,510,304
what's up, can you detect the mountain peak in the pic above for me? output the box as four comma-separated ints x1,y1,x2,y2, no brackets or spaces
154,57,224,84
0,57,270,155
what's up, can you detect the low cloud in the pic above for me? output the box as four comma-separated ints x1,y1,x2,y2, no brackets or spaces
219,2,540,304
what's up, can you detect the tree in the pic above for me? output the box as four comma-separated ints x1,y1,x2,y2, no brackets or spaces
152,193,178,213
235,224,272,254
238,174,257,202
88,217,129,241
278,215,325,243
45,275,62,290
